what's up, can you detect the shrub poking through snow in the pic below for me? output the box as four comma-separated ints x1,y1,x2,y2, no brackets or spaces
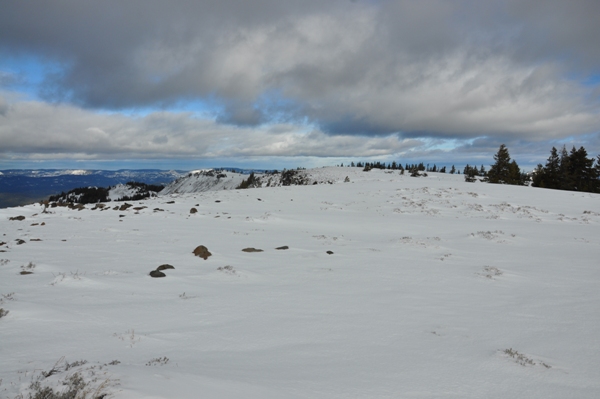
217,265,236,275
146,356,169,366
16,357,116,399
0,308,9,318
20,262,35,275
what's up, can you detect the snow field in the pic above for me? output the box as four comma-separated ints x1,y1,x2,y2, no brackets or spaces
1,167,599,398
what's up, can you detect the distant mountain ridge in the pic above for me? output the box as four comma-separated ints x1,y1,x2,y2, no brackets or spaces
0,169,187,208
0,168,276,208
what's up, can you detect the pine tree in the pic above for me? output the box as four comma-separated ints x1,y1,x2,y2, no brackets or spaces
558,145,572,190
487,144,513,184
568,146,596,192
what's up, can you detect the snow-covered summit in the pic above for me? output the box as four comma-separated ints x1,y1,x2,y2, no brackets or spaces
1,167,599,398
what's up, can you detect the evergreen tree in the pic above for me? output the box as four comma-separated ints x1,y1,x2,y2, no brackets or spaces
568,146,596,192
532,147,560,189
450,165,456,174
464,165,478,182
487,144,514,184
558,145,572,190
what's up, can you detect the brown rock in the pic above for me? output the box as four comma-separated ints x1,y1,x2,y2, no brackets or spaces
9,216,25,221
275,246,289,250
149,270,166,278
193,245,212,260
190,208,198,214
242,247,263,253
156,264,175,271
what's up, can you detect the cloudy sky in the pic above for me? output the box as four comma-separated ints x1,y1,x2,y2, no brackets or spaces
1,0,599,170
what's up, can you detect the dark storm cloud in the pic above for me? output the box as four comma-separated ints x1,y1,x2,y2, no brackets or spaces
1,0,599,163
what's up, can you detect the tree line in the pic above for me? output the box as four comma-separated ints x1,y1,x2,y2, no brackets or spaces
532,145,600,193
343,143,600,194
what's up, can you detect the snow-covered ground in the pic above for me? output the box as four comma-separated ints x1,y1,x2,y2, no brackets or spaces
1,167,599,398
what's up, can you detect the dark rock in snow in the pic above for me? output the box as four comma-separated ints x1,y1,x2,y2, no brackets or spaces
193,245,212,260
326,251,334,255
242,248,263,253
275,246,289,250
119,203,133,211
157,264,175,271
149,270,166,278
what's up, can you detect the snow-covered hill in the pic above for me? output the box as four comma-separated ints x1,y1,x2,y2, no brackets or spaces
160,168,323,195
159,169,250,194
1,167,599,398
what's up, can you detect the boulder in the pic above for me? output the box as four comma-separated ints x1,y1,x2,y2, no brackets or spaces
149,270,166,278
242,247,263,253
193,245,212,260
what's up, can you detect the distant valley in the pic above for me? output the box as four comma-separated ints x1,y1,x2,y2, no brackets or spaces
0,169,186,208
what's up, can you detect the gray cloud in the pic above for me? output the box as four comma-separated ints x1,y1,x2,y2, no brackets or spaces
0,0,599,165
0,95,422,160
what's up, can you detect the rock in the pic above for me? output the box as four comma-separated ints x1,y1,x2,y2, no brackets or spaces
119,203,133,211
15,239,26,245
193,245,212,260
156,264,175,271
275,246,289,250
242,247,263,253
326,250,334,255
149,270,166,278
9,216,25,221
190,208,198,214
20,271,33,275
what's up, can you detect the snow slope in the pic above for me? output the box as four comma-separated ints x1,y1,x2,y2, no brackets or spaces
1,167,599,398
